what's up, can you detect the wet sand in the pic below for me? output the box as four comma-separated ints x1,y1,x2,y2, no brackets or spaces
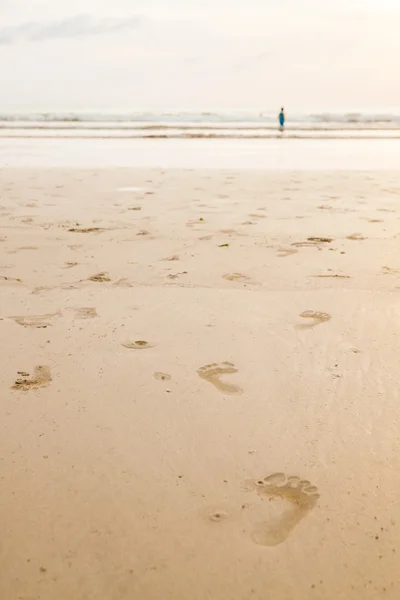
2,136,400,169
1,168,400,599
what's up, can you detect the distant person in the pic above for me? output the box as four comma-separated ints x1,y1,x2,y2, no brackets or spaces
279,107,285,131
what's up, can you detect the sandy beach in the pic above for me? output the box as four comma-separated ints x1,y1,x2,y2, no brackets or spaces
1,167,400,599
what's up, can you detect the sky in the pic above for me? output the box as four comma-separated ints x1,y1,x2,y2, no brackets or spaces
0,0,400,111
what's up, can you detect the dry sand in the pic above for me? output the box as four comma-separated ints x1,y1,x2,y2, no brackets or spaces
1,168,400,599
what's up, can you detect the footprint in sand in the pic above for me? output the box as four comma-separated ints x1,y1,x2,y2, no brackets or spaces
203,508,230,523
0,275,23,283
12,366,52,391
314,274,350,279
292,237,333,248
7,246,38,254
307,237,333,243
68,227,106,233
223,273,258,285
122,340,156,350
154,372,171,381
297,311,331,329
347,233,366,241
244,473,320,547
87,272,111,283
187,218,205,228
277,248,298,258
382,266,399,275
197,362,243,395
10,311,61,328
31,285,56,295
161,255,180,262
67,307,98,319
167,271,188,280
248,213,267,219
113,278,134,288
219,229,244,236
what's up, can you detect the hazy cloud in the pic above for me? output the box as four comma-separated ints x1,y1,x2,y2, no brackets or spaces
0,14,143,44
0,0,399,109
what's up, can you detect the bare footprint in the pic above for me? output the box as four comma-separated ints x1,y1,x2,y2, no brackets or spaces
223,273,256,284
10,311,61,328
297,311,331,329
7,246,38,254
202,507,231,524
31,285,56,295
68,227,106,233
113,278,134,288
154,372,171,381
167,271,188,280
12,366,52,391
277,248,298,258
244,473,320,547
292,237,333,248
161,255,180,262
0,275,22,283
347,233,366,241
313,274,350,279
67,307,98,319
382,266,399,275
197,362,243,395
187,218,205,228
291,241,319,248
307,237,333,243
122,340,156,350
87,272,111,283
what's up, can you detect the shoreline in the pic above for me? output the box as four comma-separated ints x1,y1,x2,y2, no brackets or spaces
2,137,400,169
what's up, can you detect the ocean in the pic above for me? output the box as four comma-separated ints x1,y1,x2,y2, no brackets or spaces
1,110,400,139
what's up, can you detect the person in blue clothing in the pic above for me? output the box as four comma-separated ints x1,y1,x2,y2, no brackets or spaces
279,107,285,131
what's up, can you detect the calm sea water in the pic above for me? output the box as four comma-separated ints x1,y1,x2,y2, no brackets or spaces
1,110,400,139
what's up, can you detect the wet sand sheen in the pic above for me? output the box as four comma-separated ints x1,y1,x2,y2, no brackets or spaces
1,168,400,600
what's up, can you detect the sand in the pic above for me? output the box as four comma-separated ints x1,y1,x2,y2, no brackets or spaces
2,137,400,169
1,168,400,599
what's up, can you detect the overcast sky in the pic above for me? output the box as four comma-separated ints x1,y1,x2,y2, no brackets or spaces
0,0,399,111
